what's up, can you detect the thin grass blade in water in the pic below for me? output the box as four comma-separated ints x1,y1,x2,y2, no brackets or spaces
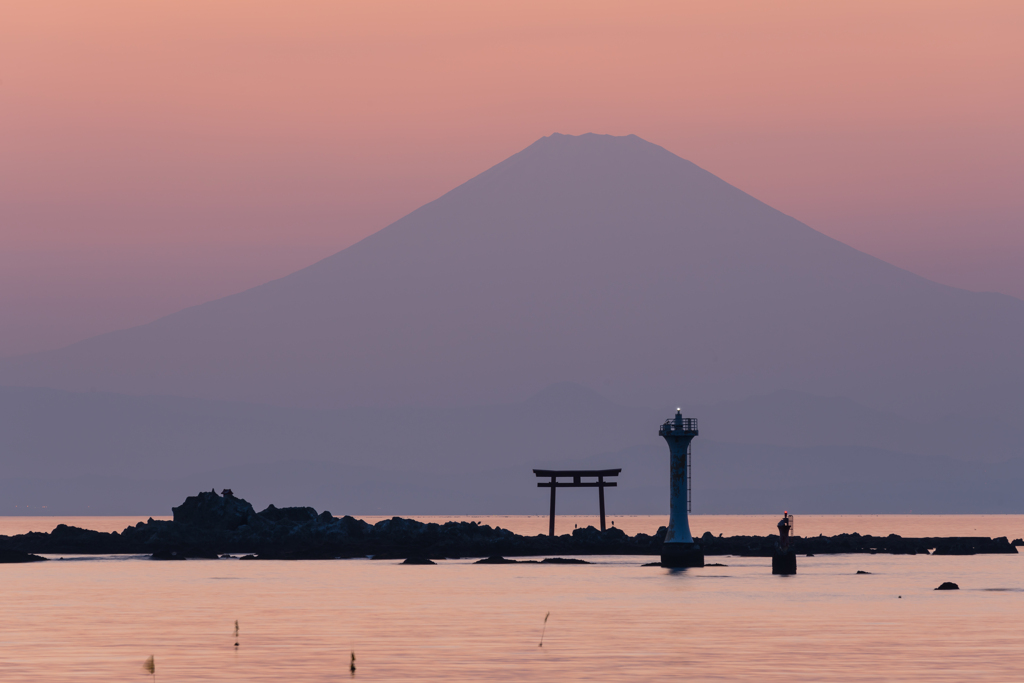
143,655,155,679
539,612,550,647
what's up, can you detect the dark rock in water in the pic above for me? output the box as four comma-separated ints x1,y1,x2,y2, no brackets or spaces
1011,539,1023,546
541,557,590,564
475,555,520,564
705,563,728,567
856,570,872,574
239,554,258,560
402,556,436,565
0,548,48,563
151,550,186,561
935,582,960,590
472,556,591,565
641,562,661,567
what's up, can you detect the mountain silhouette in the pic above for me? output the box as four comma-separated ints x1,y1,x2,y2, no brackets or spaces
2,133,1023,416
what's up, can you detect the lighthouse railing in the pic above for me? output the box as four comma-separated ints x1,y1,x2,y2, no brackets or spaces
660,417,698,432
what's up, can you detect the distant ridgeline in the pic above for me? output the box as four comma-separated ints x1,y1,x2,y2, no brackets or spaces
0,491,1019,562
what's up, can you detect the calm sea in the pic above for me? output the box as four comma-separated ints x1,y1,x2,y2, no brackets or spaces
1,515,1022,682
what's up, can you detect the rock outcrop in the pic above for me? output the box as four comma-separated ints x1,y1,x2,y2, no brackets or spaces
172,490,257,531
0,491,1019,561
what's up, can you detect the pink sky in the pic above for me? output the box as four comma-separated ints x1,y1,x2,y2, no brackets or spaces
2,1,1022,356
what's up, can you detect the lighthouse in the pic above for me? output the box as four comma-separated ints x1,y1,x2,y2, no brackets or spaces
659,409,704,568
772,511,797,574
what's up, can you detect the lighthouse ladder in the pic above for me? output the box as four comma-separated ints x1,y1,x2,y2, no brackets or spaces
687,442,692,513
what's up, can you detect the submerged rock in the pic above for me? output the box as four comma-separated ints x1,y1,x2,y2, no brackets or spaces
541,557,590,564
402,557,436,565
475,555,520,564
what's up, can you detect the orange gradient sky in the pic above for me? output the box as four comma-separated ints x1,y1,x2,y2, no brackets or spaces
2,1,1023,355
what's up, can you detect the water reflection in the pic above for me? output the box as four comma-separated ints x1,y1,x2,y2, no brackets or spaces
1,552,1020,681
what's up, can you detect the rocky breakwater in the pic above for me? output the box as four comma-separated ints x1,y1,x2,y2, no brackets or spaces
0,548,47,563
0,491,1018,560
695,531,1019,557
0,491,659,560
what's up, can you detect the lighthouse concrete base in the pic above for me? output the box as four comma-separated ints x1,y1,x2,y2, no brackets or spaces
772,549,797,575
661,542,704,568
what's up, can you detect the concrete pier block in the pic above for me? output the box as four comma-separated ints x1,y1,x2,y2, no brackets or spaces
661,542,704,568
772,549,797,575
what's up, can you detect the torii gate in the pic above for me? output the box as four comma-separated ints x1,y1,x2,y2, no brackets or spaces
533,468,621,537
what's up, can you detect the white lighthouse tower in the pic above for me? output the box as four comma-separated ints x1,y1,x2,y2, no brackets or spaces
659,409,704,567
